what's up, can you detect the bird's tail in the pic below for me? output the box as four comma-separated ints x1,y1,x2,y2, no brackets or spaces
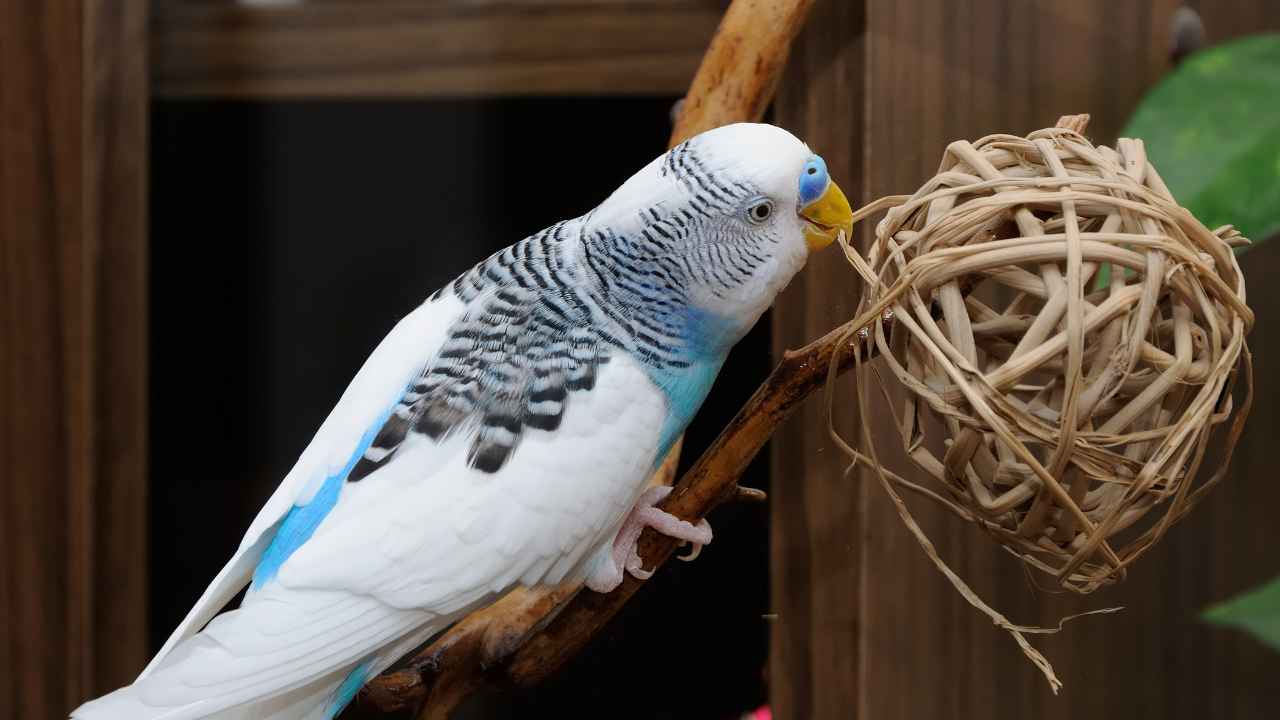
72,664,359,720
70,592,446,720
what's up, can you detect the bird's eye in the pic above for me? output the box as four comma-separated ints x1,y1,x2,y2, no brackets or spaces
747,200,773,224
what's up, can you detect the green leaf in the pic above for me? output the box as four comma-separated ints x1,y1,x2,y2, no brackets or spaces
1122,33,1280,244
1203,575,1280,652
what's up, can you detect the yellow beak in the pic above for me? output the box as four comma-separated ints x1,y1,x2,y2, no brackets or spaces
799,179,854,251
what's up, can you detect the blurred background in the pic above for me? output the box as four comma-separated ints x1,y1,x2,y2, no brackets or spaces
2,1,1279,719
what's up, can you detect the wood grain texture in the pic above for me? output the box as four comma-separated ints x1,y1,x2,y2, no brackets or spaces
1,6,86,713
0,0,149,714
153,0,726,98
1188,0,1280,47
772,1,1280,718
87,0,151,697
769,2,867,718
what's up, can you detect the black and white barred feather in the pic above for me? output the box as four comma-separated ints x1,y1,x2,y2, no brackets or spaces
349,137,775,478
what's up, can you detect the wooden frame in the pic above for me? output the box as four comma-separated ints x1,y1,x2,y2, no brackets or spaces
153,0,725,98
0,0,149,714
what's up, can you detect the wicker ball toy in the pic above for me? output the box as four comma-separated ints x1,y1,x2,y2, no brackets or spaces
847,116,1253,593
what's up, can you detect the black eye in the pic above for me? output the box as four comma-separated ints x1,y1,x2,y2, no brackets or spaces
807,167,818,175
747,201,773,223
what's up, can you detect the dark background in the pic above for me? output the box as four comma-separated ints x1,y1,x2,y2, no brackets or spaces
150,99,772,719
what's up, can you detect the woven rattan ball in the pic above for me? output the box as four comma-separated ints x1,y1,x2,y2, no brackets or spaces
850,117,1253,593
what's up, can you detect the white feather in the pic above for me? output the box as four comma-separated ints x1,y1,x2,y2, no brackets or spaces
74,292,669,719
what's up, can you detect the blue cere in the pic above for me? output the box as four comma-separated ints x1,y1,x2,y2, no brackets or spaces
251,412,390,590
799,155,830,206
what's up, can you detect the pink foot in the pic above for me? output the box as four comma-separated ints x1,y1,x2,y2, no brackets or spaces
585,486,713,593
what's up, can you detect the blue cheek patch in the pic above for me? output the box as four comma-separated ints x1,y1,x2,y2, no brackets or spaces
799,155,830,206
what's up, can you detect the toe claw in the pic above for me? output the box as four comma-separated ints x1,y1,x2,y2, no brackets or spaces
599,486,715,586
676,520,712,562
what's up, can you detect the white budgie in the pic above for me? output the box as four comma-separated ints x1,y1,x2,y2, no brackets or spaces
73,122,852,720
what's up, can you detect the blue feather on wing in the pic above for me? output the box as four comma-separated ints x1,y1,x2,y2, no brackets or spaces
251,413,389,589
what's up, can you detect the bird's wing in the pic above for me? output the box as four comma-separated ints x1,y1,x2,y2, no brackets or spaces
274,346,668,610
85,346,668,720
127,234,677,717
140,292,467,679
264,244,672,610
96,322,667,720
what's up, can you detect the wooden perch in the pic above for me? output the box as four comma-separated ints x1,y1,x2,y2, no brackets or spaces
356,1,820,717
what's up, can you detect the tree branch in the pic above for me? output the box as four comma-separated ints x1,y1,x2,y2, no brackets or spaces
355,1,822,716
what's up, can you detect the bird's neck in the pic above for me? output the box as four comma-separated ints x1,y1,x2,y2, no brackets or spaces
565,214,742,464
570,215,746,366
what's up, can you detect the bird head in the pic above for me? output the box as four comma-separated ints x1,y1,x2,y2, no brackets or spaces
585,122,853,352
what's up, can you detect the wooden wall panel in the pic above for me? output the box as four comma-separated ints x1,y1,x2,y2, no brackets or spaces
153,0,726,98
0,0,149,714
772,1,1280,718
1189,0,1280,46
2,5,90,714
87,0,151,697
769,2,867,718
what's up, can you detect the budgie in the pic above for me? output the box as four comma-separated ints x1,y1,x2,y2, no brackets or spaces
73,122,852,720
